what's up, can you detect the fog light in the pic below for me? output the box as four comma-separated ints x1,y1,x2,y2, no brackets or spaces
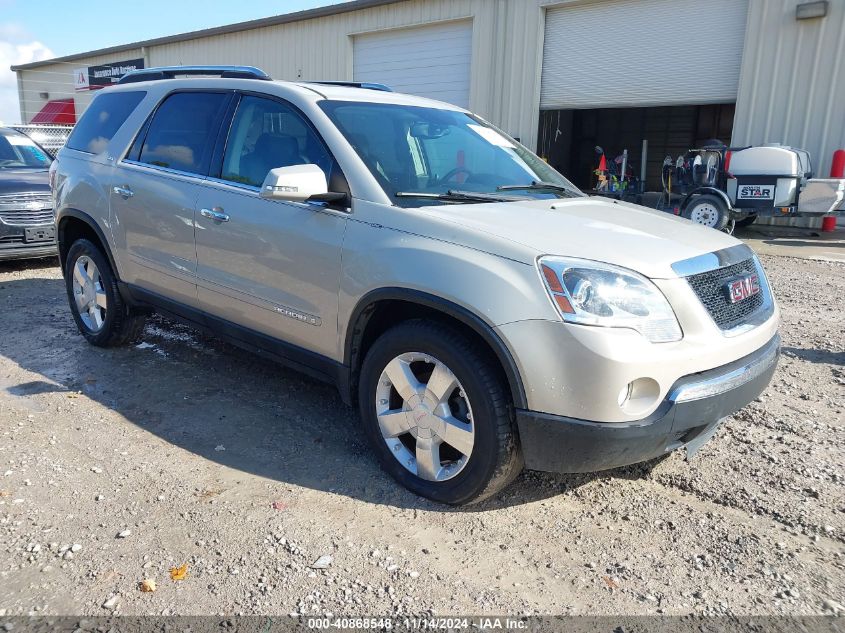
618,383,633,407
618,377,661,416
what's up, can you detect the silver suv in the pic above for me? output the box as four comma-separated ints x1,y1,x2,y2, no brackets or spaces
52,66,780,504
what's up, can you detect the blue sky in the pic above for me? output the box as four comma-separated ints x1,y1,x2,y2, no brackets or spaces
0,0,346,123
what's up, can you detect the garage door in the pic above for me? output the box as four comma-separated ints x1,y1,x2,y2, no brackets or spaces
540,0,749,110
353,20,472,108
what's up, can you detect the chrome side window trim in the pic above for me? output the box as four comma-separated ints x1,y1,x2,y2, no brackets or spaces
204,175,261,194
671,243,755,277
197,174,352,216
118,159,208,183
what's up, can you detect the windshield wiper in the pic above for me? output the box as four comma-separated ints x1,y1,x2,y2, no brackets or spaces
496,181,582,197
395,190,524,203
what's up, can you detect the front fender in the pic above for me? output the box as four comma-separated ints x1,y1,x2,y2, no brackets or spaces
344,286,530,409
681,187,733,212
338,215,559,409
338,219,557,341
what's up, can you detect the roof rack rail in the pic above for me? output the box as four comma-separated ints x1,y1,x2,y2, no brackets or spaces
118,65,272,84
307,81,392,92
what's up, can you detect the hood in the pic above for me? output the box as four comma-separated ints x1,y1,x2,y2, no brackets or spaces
418,197,741,279
0,169,50,194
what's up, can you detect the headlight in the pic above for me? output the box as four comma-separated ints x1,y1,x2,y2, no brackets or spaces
538,256,682,343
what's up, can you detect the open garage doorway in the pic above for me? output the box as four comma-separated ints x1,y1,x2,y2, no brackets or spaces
537,0,746,193
537,103,735,192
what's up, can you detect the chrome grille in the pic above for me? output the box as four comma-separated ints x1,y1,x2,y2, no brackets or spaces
686,258,765,330
0,192,54,226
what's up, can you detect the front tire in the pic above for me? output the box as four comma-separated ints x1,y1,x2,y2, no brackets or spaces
358,320,522,505
64,239,145,347
682,194,731,232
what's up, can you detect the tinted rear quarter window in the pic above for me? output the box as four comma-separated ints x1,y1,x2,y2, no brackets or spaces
137,92,229,176
66,91,146,154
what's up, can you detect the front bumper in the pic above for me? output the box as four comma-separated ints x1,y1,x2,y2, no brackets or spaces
516,334,780,473
0,244,58,261
0,221,57,261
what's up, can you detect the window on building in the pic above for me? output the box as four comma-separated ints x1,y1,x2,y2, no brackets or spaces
66,91,146,154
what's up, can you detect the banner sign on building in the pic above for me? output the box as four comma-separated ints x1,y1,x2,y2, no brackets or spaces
74,58,144,91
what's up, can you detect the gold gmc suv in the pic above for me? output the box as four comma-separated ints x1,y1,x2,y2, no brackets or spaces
51,66,780,504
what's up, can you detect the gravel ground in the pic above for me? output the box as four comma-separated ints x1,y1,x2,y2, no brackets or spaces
0,254,842,617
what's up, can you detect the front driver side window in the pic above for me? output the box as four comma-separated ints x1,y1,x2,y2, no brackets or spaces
221,95,332,188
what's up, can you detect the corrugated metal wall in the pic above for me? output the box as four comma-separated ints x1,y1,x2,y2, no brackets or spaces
733,0,845,178
145,2,473,86
15,0,845,175
15,0,549,149
141,0,548,147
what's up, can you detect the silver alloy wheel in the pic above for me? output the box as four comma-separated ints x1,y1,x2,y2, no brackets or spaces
688,202,721,228
375,352,475,482
71,255,107,332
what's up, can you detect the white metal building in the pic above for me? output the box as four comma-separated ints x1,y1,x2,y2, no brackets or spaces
12,0,845,186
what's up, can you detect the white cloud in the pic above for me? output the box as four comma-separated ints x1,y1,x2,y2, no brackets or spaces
0,22,30,41
0,23,54,125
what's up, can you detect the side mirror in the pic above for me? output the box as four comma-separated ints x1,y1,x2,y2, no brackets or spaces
259,164,343,203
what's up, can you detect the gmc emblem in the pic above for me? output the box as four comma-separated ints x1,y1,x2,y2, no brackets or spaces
725,273,761,304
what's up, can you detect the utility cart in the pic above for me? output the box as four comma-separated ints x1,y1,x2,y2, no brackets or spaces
660,143,845,231
593,143,845,232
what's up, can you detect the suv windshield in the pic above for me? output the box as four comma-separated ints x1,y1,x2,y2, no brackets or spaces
319,101,582,207
0,132,52,169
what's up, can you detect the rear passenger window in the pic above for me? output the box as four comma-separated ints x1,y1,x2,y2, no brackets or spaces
66,91,145,154
137,92,228,176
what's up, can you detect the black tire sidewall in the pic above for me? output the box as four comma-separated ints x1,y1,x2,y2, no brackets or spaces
358,322,510,505
683,194,730,231
64,239,122,346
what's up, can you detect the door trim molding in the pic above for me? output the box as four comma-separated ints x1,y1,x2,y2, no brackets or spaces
124,284,350,401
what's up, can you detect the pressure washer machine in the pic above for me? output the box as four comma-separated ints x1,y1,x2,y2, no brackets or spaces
659,143,844,232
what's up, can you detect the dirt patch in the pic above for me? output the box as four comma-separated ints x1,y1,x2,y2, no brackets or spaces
0,255,842,616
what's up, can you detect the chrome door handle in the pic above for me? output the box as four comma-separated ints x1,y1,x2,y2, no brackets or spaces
200,207,229,222
113,185,133,198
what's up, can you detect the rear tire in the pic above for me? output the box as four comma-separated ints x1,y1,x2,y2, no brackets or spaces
358,320,522,505
682,194,730,232
64,239,145,347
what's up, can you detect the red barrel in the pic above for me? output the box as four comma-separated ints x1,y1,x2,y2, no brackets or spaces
831,149,845,178
825,150,845,232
